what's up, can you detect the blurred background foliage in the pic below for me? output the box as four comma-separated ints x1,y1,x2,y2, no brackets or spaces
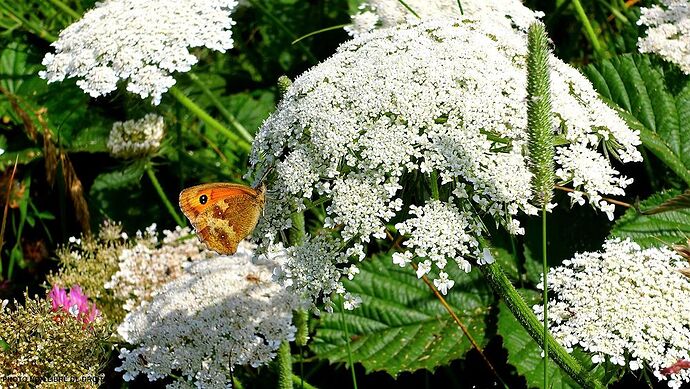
0,0,686,388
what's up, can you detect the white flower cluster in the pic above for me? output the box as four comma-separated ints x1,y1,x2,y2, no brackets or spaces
250,20,641,298
534,239,690,388
395,200,479,285
105,224,214,312
638,0,690,74
346,0,543,37
107,114,165,159
40,0,238,104
263,236,348,312
116,243,301,388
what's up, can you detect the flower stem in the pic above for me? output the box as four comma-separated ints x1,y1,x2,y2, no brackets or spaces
145,165,185,227
397,0,421,18
0,3,57,41
430,171,440,200
168,86,252,152
0,157,18,279
570,0,605,56
277,341,293,389
45,0,81,19
288,211,310,380
292,24,351,45
542,205,548,388
479,262,604,389
339,301,359,389
188,73,254,144
291,375,317,389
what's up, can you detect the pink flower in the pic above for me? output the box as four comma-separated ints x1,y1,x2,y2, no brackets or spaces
48,284,100,324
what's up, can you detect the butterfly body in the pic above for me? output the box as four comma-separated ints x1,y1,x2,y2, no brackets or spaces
179,183,265,255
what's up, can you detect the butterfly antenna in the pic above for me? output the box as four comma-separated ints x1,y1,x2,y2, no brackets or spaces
255,165,275,188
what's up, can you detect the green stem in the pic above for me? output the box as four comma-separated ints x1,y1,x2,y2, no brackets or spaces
188,73,254,144
168,86,252,152
340,302,358,389
479,262,604,389
456,0,464,15
292,24,350,44
145,165,185,227
397,0,420,18
288,212,305,246
232,376,245,389
541,206,548,388
291,375,317,389
45,0,80,19
278,341,293,389
0,3,57,41
570,0,604,56
294,309,309,347
430,171,439,200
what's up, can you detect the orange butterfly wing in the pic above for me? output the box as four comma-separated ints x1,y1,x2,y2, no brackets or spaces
179,183,265,255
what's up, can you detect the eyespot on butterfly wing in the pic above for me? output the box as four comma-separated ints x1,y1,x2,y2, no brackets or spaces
179,183,266,255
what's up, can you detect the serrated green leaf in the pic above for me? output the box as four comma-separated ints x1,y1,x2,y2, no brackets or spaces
584,54,690,184
311,253,492,376
612,190,690,247
640,189,690,215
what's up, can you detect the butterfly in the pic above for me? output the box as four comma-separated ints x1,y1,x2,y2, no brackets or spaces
179,182,266,255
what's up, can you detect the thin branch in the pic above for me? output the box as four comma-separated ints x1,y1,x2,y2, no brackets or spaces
554,185,632,208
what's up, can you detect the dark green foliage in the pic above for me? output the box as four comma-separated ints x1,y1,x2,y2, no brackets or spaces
612,190,690,248
584,54,690,187
311,253,492,376
0,1,689,388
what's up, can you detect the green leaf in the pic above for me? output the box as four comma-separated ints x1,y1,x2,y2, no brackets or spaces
223,90,275,134
639,190,690,215
67,123,110,153
0,42,42,96
90,162,146,193
0,148,42,170
498,300,576,388
583,54,690,185
522,245,542,287
311,253,492,376
492,246,519,281
0,337,9,351
611,190,690,247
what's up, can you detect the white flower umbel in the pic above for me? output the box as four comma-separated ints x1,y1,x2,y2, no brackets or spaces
346,0,544,37
250,20,641,304
117,243,301,388
534,239,690,388
395,200,479,276
104,224,213,312
107,114,165,159
263,236,347,312
40,0,239,104
638,0,690,74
